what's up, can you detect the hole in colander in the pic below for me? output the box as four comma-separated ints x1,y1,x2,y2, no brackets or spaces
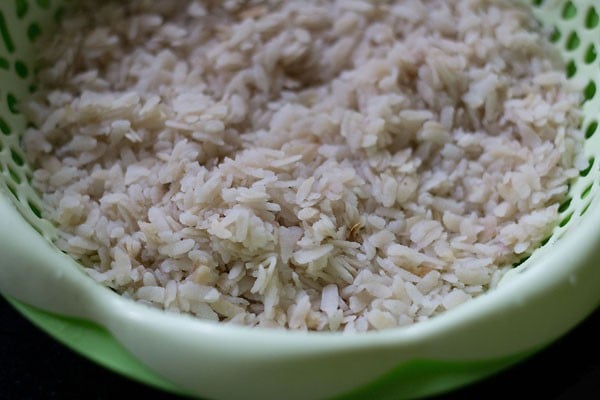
585,120,598,139
0,116,10,135
35,0,51,10
10,148,24,166
6,93,19,114
0,11,15,53
586,6,599,29
27,22,42,42
562,1,577,19
54,6,65,23
566,60,577,78
584,81,597,101
559,212,573,228
0,56,8,70
585,44,597,64
558,198,572,213
28,199,42,219
5,182,18,200
550,27,561,43
566,32,580,51
16,0,28,19
580,157,595,177
581,183,593,199
512,254,531,268
7,166,21,184
580,202,592,216
15,60,29,79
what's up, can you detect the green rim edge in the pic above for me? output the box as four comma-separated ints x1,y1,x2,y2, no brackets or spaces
6,295,535,399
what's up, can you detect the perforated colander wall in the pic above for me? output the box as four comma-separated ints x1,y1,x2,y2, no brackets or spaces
0,0,62,240
520,0,600,270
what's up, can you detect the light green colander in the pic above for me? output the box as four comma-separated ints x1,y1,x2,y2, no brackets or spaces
1,1,599,399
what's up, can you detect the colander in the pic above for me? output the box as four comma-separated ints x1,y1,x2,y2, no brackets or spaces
1,1,599,399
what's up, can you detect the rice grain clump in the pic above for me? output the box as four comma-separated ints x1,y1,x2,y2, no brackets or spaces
24,0,584,332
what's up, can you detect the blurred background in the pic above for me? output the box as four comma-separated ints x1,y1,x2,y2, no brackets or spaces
1,296,598,399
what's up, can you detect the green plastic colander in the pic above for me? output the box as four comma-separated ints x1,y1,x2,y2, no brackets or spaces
1,1,599,399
